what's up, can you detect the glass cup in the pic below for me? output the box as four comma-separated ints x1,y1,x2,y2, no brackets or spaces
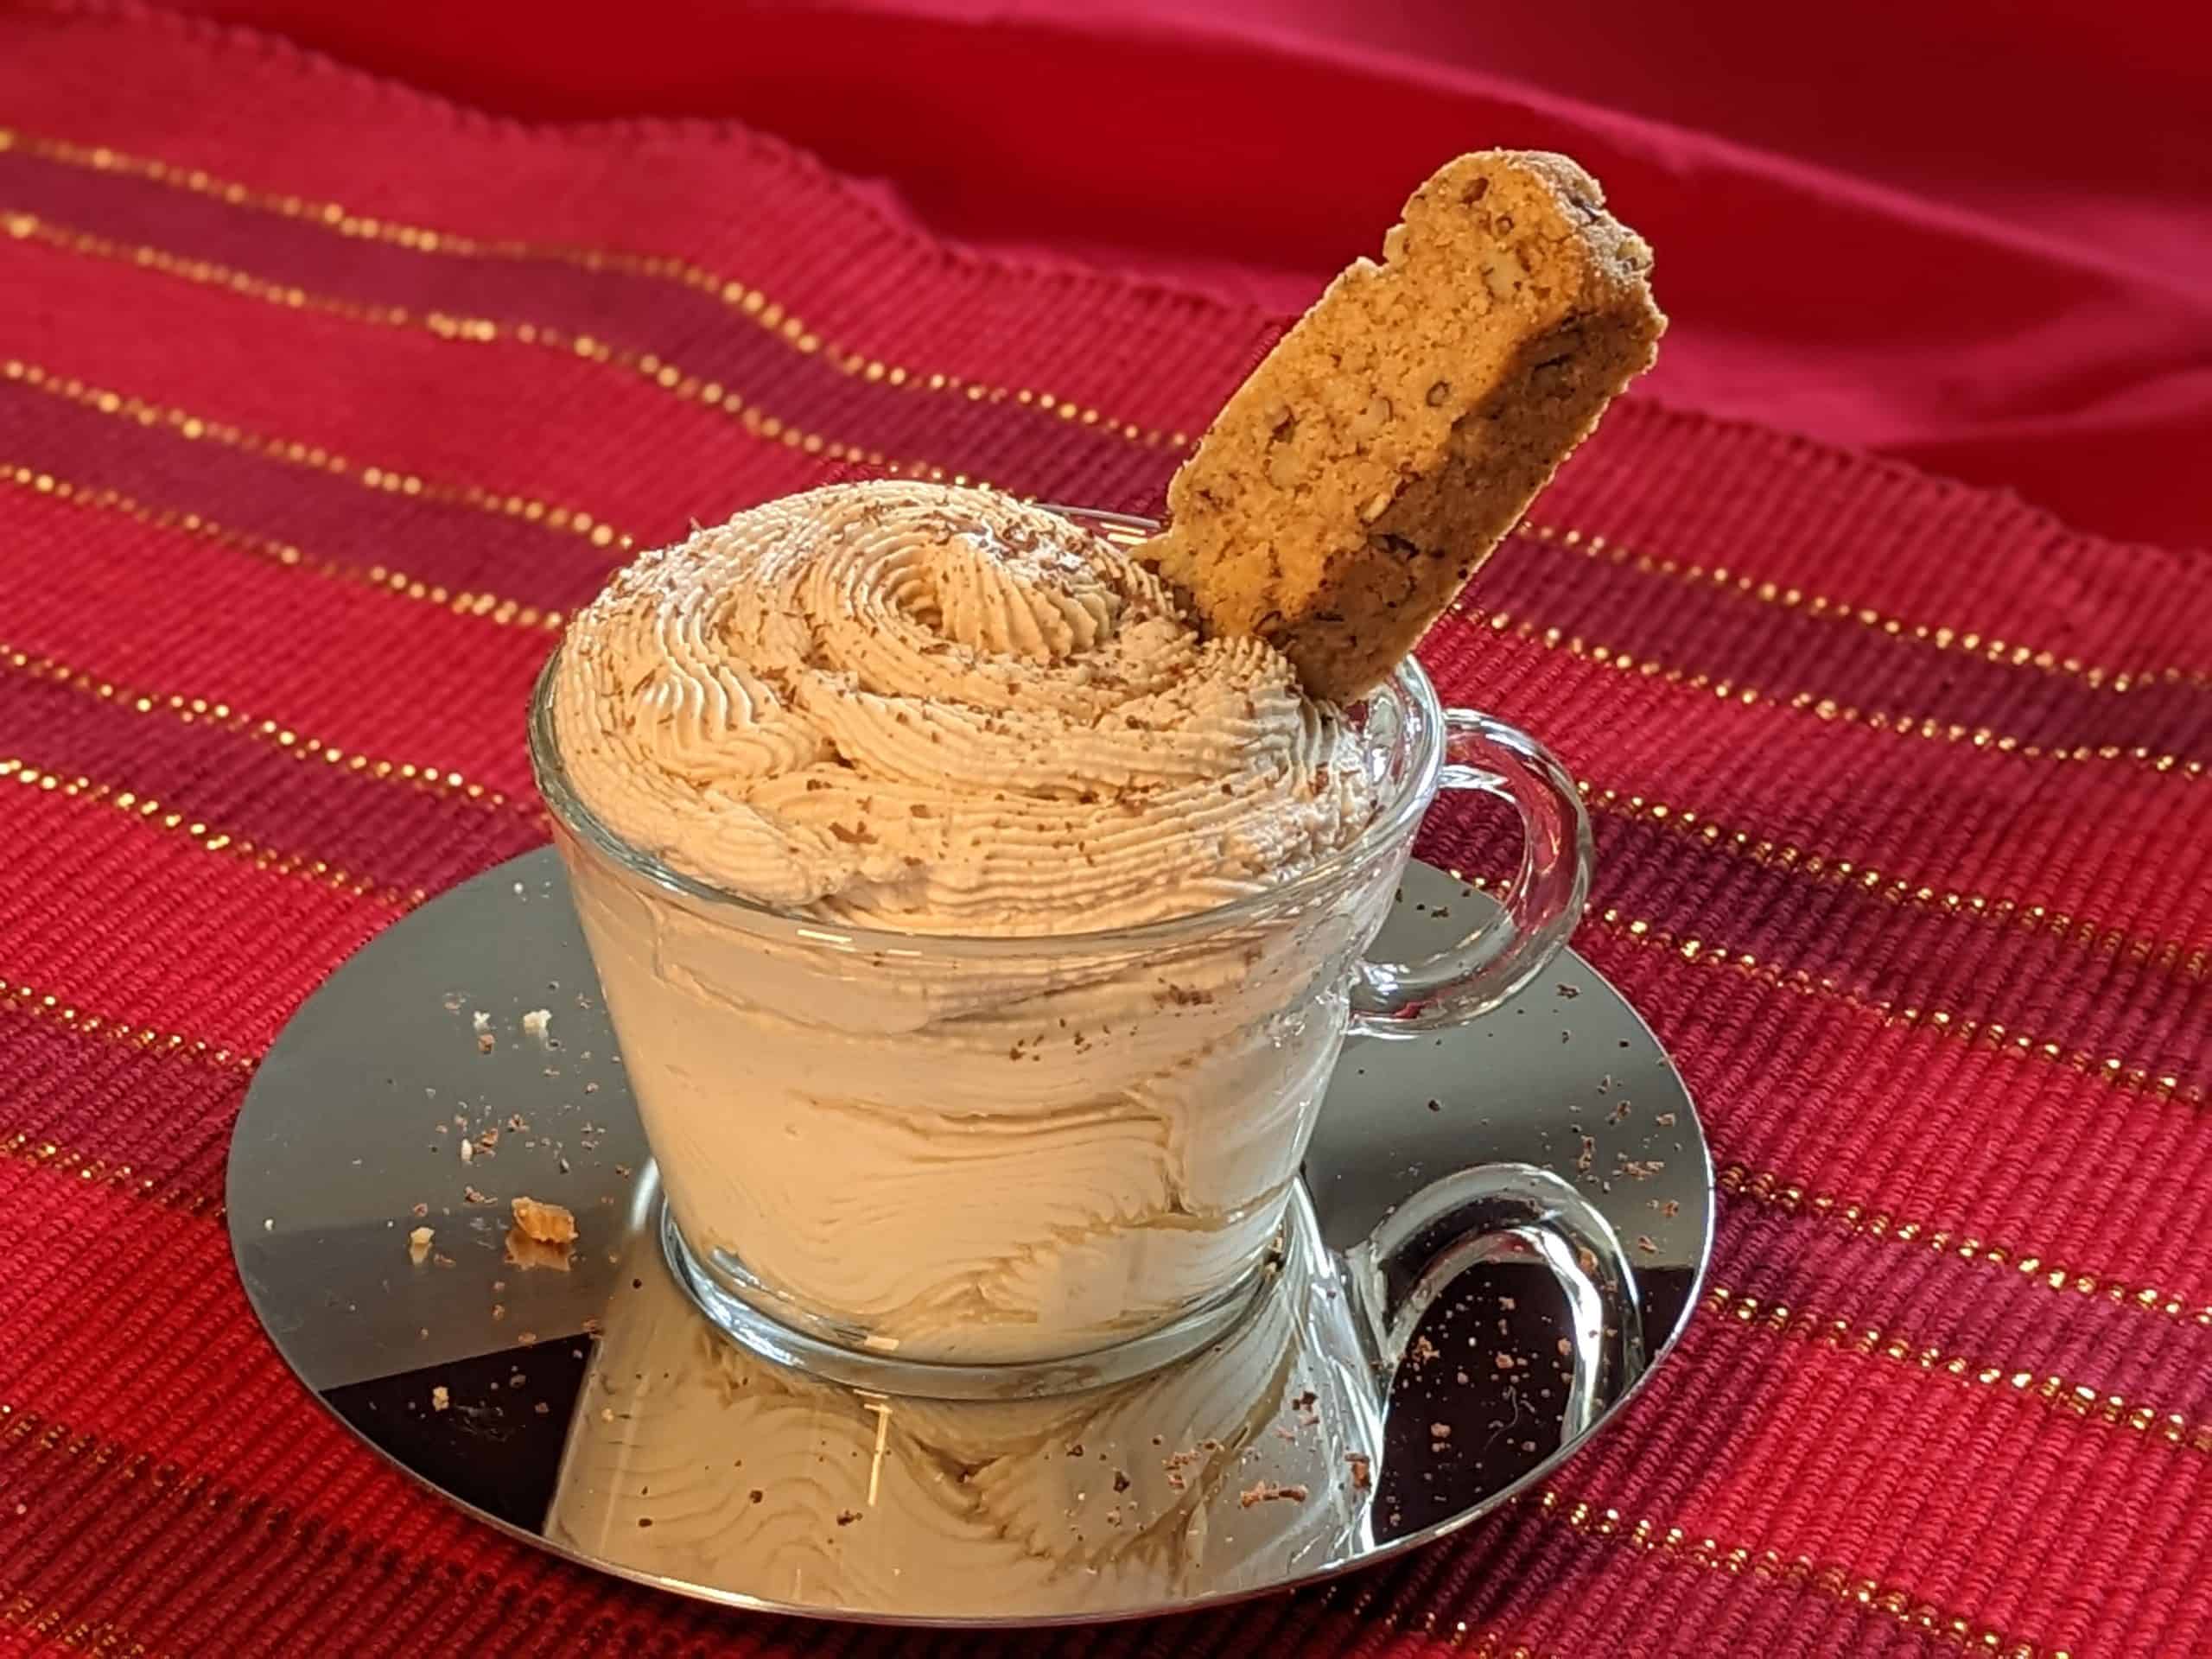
529,505,1593,1398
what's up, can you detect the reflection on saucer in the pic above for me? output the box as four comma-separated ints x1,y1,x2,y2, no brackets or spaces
546,1204,1382,1617
234,850,1711,1624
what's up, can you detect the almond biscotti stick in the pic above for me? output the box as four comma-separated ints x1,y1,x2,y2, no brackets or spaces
1140,151,1663,702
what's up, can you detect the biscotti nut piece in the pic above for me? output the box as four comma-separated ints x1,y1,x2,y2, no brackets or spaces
1139,151,1663,702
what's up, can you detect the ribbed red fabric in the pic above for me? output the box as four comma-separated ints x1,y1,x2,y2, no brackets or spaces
2,5,2209,1656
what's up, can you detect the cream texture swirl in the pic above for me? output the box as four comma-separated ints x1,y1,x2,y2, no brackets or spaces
550,480,1374,934
546,1218,1374,1617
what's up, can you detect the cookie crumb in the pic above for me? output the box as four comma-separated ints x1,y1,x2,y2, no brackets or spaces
1347,1452,1372,1491
1239,1481,1309,1509
511,1196,578,1244
407,1225,434,1263
430,1386,449,1412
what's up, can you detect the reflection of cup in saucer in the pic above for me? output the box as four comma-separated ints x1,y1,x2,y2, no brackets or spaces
543,1185,1381,1619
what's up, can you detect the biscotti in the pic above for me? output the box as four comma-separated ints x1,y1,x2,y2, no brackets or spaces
1140,151,1664,702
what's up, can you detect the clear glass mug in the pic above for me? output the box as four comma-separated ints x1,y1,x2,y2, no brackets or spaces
529,505,1593,1396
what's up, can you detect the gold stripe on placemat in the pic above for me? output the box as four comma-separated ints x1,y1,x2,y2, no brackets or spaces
2,357,639,550
1709,1286,2212,1454
1529,1490,2057,1658
0,1573,162,1659
1456,607,2210,779
0,463,561,630
1719,1166,2212,1328
1452,869,2202,1105
0,973,251,1069
0,124,1192,453
2,212,972,484
1519,521,2212,696
0,758,420,908
0,645,531,819
1580,783,2204,979
0,1126,224,1219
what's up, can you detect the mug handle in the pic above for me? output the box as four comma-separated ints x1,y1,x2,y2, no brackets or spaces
1351,709,1593,1038
1339,1165,1648,1438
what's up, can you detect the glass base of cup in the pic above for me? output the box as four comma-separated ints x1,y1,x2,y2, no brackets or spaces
658,1198,1278,1401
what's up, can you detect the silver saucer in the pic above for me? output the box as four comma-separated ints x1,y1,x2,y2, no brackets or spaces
226,850,1711,1627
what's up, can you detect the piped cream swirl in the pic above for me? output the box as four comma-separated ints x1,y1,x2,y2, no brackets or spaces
552,481,1375,934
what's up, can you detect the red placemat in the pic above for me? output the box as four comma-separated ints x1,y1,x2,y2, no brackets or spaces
146,0,2212,552
3,3,2210,1655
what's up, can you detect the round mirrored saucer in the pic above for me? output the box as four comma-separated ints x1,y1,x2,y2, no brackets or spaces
226,849,1711,1628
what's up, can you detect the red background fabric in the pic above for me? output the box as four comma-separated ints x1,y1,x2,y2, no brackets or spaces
2,2,2209,1656
147,0,2212,551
